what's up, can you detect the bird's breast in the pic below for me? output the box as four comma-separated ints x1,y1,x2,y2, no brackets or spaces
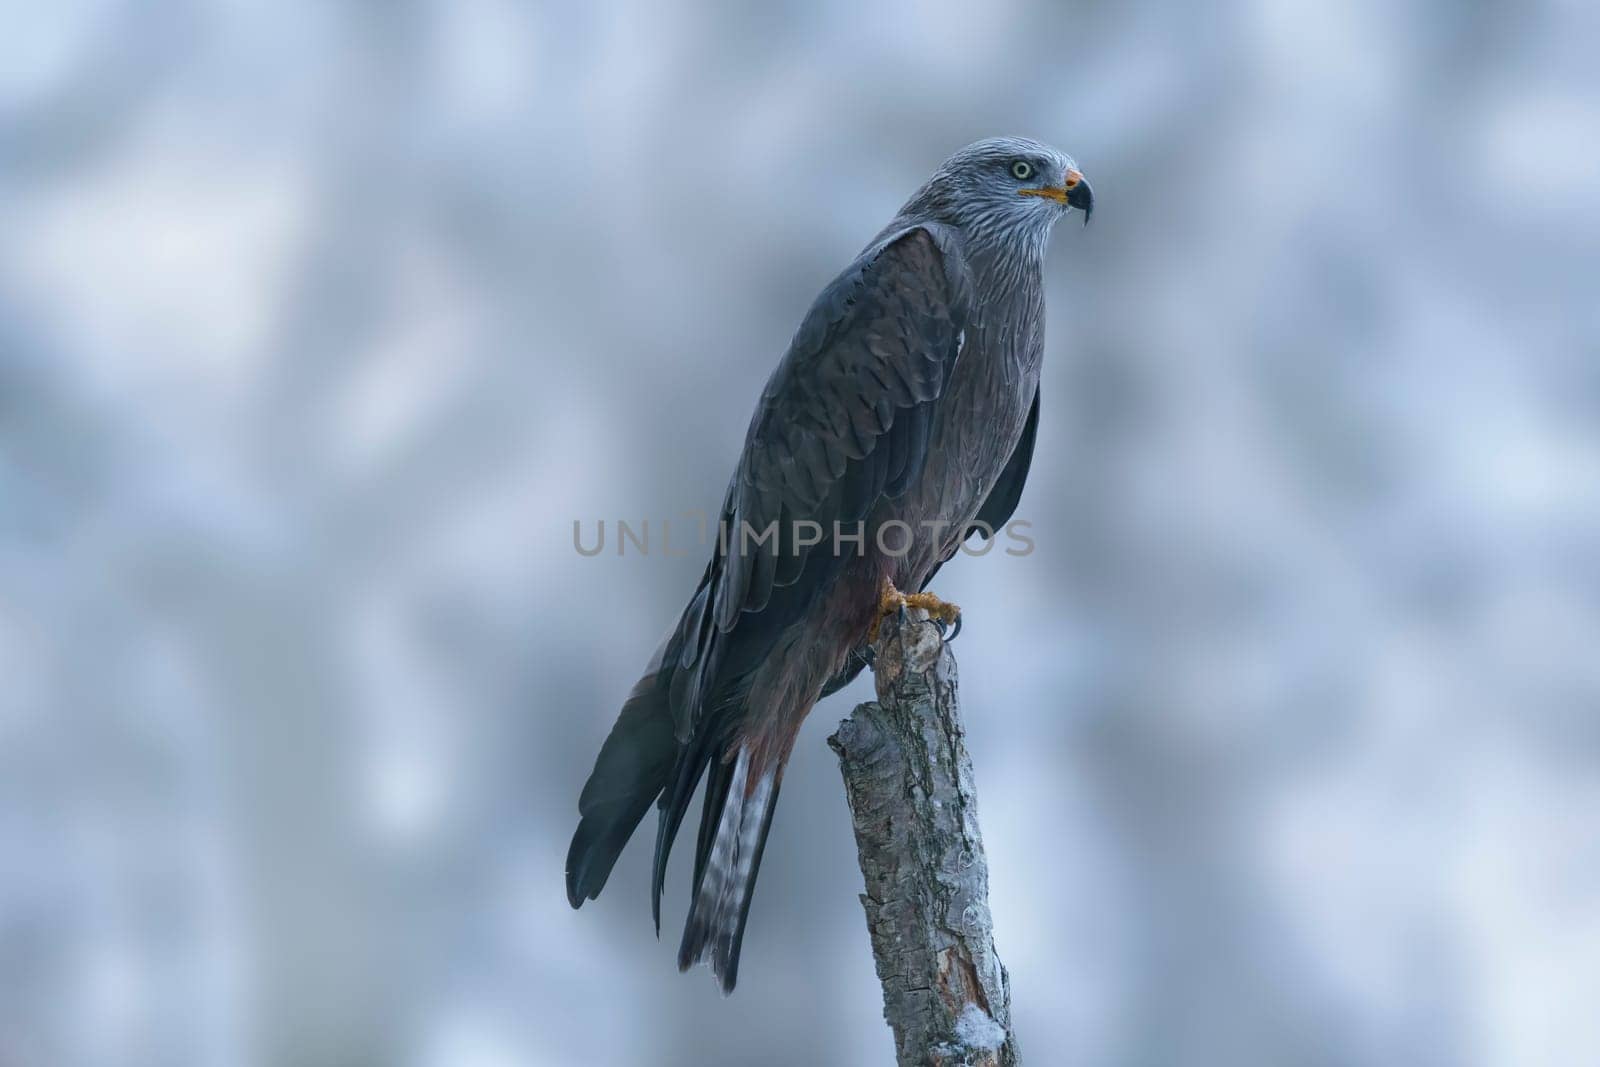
882,292,1044,584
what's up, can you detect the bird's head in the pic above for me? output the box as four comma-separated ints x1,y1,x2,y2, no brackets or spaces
906,137,1093,243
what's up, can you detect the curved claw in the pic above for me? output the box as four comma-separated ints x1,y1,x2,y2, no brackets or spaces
924,610,962,645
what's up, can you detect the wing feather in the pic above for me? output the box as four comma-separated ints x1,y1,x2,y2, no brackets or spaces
709,225,970,635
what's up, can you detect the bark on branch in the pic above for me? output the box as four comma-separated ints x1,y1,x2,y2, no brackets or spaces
828,609,1020,1066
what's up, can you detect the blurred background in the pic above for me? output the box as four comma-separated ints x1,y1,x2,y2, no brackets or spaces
3,1,1599,1064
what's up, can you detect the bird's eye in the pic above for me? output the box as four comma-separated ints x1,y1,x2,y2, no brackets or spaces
1010,160,1034,181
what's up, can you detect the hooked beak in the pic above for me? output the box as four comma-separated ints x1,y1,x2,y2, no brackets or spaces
1019,168,1094,225
1066,170,1093,225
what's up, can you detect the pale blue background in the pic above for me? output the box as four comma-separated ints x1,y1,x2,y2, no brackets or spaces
3,1,1599,1064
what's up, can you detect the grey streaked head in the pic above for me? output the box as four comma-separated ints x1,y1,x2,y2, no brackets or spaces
899,137,1093,248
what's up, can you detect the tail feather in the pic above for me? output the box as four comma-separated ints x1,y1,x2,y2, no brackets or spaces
690,750,737,893
651,720,725,932
569,553,794,994
566,656,678,908
676,746,781,993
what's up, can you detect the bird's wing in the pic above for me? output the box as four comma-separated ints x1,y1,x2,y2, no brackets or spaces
970,382,1039,537
663,223,973,738
720,224,972,628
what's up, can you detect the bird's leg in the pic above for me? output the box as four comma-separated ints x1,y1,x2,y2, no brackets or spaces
868,577,962,644
867,577,905,644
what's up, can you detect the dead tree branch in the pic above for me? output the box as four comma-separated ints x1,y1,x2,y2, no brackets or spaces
828,609,1019,1067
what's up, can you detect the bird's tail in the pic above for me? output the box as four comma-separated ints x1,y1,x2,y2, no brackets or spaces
676,743,782,994
565,644,678,908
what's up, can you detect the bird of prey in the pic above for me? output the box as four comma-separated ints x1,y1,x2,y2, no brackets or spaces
566,137,1092,992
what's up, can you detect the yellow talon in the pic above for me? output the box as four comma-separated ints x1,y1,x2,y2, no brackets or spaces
902,591,961,626
867,578,960,643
